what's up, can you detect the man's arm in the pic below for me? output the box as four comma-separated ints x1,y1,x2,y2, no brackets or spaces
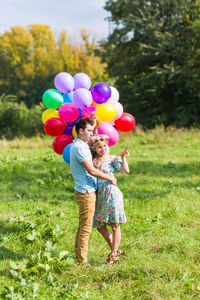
82,160,117,186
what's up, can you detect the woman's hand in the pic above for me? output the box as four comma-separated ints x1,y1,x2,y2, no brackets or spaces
120,146,129,158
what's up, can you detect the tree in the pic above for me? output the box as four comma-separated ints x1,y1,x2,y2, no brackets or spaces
0,25,107,107
102,0,200,127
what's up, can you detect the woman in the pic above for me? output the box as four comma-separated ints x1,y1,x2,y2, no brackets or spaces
89,134,130,265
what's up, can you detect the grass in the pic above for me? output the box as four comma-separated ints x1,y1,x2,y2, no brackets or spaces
0,126,200,299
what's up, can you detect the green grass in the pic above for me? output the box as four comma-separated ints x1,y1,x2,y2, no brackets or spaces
0,127,200,299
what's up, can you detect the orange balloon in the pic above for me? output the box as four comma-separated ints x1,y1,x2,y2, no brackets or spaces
91,100,98,107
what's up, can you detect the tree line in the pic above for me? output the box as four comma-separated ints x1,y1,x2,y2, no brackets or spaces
1,0,200,139
102,0,200,128
0,25,107,138
0,24,107,107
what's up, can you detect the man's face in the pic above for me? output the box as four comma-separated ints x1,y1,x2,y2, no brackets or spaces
80,124,94,142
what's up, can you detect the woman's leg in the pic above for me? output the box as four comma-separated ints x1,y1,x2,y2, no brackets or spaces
97,225,113,249
110,224,121,255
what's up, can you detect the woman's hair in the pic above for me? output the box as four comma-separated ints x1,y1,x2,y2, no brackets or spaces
89,134,109,159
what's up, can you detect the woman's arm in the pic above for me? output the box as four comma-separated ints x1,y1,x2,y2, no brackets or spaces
120,147,130,174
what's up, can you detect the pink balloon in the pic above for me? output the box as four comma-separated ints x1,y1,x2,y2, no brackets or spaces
73,88,93,109
82,106,96,119
58,103,79,122
97,122,119,146
108,120,115,126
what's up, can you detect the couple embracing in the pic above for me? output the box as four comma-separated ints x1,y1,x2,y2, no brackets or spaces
70,118,129,265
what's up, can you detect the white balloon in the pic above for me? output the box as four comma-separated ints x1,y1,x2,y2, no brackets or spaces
107,86,119,103
108,101,123,120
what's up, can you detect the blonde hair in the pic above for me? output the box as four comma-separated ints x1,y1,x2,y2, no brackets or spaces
89,134,109,159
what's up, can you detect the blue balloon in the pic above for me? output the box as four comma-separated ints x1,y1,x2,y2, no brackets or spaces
63,91,74,103
63,143,73,164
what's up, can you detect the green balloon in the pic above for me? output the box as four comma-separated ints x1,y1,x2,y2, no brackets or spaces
42,89,63,109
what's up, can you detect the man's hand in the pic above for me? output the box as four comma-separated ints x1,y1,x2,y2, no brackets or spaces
82,160,117,184
109,175,117,186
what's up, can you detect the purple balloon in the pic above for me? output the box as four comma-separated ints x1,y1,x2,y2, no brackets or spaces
91,82,111,104
73,88,92,109
73,73,91,90
62,124,73,136
54,72,74,94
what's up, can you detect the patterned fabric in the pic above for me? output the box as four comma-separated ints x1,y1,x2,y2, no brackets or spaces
93,157,127,228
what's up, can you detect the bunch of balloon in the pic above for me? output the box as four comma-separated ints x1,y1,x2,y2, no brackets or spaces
91,84,136,145
41,71,136,164
42,72,92,164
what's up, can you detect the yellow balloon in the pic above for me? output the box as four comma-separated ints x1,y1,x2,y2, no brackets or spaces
72,125,77,138
95,103,116,122
42,109,59,123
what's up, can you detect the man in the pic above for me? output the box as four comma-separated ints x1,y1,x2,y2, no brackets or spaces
70,118,116,264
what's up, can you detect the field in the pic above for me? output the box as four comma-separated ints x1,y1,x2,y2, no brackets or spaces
0,127,200,299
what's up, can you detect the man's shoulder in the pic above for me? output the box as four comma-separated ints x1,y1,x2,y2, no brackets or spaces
72,140,85,149
73,140,88,150
71,140,90,158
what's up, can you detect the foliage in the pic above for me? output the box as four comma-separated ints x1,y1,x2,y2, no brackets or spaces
0,25,108,107
0,94,43,139
1,130,200,298
102,0,200,127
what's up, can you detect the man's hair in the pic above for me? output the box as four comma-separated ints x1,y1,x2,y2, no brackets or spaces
75,118,94,134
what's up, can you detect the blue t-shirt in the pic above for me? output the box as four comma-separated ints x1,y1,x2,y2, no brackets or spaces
70,138,97,193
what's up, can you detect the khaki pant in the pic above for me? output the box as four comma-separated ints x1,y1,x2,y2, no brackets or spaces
74,190,96,263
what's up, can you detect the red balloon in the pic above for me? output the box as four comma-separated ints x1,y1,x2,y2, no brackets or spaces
114,113,135,132
52,135,73,154
44,118,66,136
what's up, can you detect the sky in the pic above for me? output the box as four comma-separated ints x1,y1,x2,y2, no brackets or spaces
0,0,111,42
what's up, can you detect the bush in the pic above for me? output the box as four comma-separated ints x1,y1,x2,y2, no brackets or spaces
0,94,44,139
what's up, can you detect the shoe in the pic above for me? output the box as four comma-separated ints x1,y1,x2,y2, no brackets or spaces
106,254,119,265
107,249,126,259
116,249,126,257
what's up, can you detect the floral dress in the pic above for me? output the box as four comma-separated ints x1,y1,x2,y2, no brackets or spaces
93,156,127,228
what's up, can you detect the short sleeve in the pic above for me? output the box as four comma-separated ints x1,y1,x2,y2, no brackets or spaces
111,156,123,173
75,145,91,163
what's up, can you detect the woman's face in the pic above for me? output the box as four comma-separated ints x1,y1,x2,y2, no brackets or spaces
95,141,107,157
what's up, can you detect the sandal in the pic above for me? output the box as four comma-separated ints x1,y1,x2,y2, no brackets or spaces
106,254,119,265
116,249,126,257
107,250,126,259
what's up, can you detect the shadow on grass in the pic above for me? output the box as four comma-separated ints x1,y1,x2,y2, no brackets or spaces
0,160,75,199
0,222,21,235
128,160,200,178
0,246,24,261
119,160,200,202
0,222,25,261
124,189,168,202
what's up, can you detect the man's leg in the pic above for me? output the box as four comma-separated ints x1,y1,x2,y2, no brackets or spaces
75,191,96,263
75,225,80,260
